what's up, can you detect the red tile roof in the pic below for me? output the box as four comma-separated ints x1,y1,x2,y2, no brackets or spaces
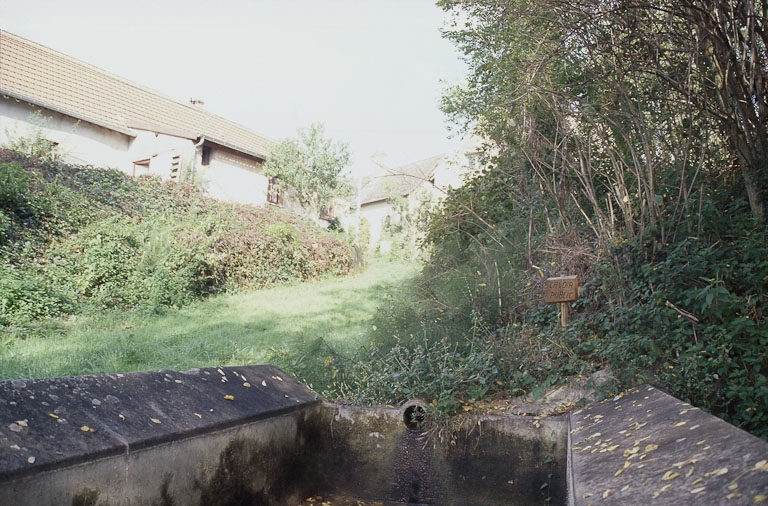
0,30,274,159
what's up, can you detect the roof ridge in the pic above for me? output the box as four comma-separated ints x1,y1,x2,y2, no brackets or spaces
0,29,275,158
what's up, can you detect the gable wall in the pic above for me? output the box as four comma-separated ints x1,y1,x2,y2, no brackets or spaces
197,147,269,207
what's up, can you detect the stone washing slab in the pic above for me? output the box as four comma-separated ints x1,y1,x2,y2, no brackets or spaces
0,364,318,481
568,385,768,505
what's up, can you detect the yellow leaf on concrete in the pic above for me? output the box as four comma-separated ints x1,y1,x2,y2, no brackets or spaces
48,413,59,419
662,471,680,481
224,395,234,401
15,420,27,427
754,460,768,471
150,418,161,424
754,495,767,503
243,382,251,388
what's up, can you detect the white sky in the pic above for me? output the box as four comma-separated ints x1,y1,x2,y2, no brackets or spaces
0,0,468,177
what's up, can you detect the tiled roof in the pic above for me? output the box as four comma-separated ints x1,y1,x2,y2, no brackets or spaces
360,154,443,204
0,30,274,159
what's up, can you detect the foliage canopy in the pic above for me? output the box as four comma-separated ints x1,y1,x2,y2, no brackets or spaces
263,123,353,219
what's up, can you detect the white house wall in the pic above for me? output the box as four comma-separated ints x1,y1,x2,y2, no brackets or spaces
359,200,392,249
129,130,195,179
0,99,132,170
197,148,269,207
0,102,273,209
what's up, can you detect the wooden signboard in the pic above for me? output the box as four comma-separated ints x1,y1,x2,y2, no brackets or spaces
545,275,579,327
545,275,579,303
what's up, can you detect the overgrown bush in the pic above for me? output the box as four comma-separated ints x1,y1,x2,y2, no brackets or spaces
590,205,768,438
0,149,354,324
0,265,71,325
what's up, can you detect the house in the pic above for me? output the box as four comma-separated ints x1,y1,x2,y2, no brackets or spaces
0,30,278,207
357,133,487,252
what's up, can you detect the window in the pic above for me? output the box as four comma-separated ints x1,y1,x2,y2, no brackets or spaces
320,203,334,221
201,146,212,166
267,176,281,205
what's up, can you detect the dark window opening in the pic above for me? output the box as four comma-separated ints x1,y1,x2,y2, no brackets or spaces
321,203,334,221
267,176,281,205
201,146,212,166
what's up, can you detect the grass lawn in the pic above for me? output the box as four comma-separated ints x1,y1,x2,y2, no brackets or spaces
0,258,419,381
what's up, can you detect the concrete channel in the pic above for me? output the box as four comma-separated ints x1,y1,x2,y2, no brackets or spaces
0,365,766,505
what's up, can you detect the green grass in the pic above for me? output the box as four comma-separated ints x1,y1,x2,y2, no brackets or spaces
0,259,419,381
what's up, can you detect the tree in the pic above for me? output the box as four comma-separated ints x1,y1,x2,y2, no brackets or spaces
263,123,353,219
438,0,767,230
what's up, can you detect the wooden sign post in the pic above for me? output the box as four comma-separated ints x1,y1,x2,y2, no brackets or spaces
545,275,579,327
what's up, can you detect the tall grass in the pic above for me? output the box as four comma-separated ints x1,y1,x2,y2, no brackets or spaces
0,259,418,381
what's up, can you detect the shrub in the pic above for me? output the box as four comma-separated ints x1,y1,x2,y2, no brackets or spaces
0,265,71,325
591,206,768,438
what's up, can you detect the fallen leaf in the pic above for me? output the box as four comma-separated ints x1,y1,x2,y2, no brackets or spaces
261,380,267,387
728,483,739,491
624,446,640,457
80,425,94,432
754,460,768,471
645,444,659,452
118,414,125,421
150,418,161,424
726,492,743,499
690,487,706,494
27,456,35,464
674,421,687,427
754,495,767,503
662,471,680,481
243,382,251,388
194,413,202,419
224,395,234,401
705,467,728,477
603,489,612,498
48,413,59,419
15,420,28,427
